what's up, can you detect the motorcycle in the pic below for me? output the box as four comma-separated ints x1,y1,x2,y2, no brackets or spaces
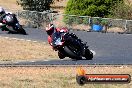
51,28,93,60
1,13,27,35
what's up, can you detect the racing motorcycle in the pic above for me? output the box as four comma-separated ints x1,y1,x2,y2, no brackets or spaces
52,28,93,60
1,13,27,35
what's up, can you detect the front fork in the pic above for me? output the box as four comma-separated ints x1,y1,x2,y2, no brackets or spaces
82,43,88,56
15,23,21,29
13,23,21,30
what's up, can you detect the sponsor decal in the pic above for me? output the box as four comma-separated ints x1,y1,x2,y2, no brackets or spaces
76,67,131,85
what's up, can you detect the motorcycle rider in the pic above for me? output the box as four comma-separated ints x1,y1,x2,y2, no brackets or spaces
46,24,66,59
46,23,80,49
0,7,7,31
46,24,66,49
46,23,80,59
0,7,6,21
0,7,13,31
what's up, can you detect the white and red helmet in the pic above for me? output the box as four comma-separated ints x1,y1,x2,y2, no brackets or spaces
46,24,55,35
0,7,5,15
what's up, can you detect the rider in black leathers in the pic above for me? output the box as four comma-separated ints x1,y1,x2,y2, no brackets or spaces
0,7,17,32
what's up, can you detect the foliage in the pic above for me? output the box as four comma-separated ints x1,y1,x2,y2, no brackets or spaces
63,16,90,25
82,17,90,25
63,16,75,25
101,19,109,26
64,0,123,17
92,18,109,26
110,1,132,20
63,0,123,25
92,18,101,25
17,0,54,12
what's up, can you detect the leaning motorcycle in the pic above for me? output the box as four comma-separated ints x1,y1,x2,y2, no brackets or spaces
1,13,27,35
52,28,93,60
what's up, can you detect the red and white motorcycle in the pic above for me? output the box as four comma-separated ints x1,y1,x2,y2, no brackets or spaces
51,28,93,60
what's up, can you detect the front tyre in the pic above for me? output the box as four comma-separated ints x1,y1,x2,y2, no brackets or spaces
19,28,27,35
64,46,82,60
58,52,65,59
15,23,27,35
84,49,93,60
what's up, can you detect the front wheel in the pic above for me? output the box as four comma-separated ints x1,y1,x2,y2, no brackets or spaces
58,52,65,59
63,46,82,60
14,23,27,35
84,49,93,60
19,28,27,35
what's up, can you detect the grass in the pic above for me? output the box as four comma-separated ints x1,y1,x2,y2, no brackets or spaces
0,66,131,88
0,0,22,11
0,36,58,61
0,1,131,88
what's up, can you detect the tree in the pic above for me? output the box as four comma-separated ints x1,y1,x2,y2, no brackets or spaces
17,0,54,12
65,0,123,17
110,1,132,19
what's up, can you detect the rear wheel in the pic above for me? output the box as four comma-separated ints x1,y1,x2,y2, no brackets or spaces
1,25,9,31
84,49,93,60
8,30,17,34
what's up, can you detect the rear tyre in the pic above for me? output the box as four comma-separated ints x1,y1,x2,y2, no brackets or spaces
8,31,12,34
1,25,9,31
84,49,93,60
8,31,17,34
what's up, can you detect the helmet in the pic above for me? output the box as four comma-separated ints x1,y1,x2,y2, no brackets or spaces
0,7,5,15
4,15,14,23
46,24,55,35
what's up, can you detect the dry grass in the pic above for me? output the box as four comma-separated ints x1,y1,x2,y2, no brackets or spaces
0,37,58,61
0,0,58,61
107,27,125,33
0,0,22,12
0,1,131,88
0,66,131,88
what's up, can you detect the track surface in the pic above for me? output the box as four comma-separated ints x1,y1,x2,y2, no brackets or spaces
0,28,132,65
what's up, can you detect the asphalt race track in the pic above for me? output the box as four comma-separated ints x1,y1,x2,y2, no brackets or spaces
0,28,132,65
